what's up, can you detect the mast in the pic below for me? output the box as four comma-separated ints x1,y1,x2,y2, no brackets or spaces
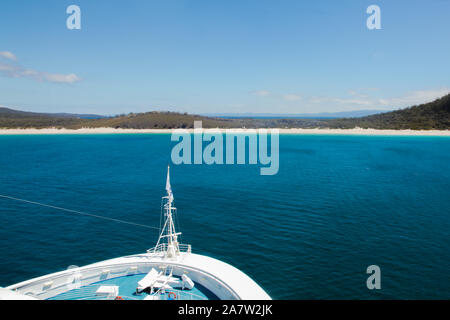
154,165,181,258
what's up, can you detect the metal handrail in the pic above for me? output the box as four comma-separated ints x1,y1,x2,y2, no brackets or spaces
147,243,191,254
149,288,208,301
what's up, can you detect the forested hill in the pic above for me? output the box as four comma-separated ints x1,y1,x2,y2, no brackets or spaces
0,94,449,129
326,94,450,129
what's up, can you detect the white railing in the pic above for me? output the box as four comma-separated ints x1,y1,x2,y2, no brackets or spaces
149,288,208,301
147,243,192,254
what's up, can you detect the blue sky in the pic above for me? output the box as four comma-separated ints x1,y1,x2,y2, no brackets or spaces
0,0,449,115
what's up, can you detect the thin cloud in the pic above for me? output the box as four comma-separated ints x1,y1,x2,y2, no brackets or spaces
252,90,302,101
0,51,81,84
283,94,302,101
284,88,449,112
309,96,372,106
252,90,272,97
42,73,81,84
0,51,17,61
334,98,372,106
377,88,450,107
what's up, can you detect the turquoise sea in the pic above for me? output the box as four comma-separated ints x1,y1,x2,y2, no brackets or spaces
0,134,449,299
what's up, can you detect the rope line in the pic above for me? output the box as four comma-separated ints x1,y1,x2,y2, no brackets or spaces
0,194,161,230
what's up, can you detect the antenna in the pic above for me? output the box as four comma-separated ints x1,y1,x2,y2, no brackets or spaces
153,165,182,258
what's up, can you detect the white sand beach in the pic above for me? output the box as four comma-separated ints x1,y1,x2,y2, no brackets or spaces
0,127,449,136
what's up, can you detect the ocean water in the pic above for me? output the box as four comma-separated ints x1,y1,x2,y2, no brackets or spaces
0,134,449,299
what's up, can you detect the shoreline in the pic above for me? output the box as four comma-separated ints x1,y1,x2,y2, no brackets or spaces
0,127,449,136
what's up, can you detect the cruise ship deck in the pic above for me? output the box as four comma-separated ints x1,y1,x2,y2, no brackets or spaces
5,252,271,300
48,273,217,300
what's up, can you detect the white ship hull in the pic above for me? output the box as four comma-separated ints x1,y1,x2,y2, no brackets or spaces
5,252,270,300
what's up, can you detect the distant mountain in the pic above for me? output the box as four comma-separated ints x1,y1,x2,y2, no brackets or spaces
0,106,105,119
203,110,389,119
0,106,45,117
47,113,106,119
326,94,450,129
